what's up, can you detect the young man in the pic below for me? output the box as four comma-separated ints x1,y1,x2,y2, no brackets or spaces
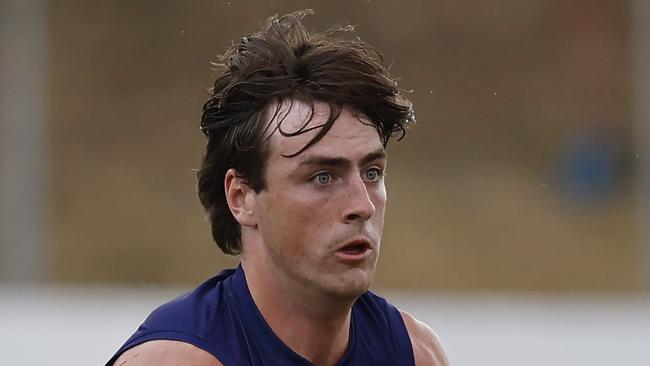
108,10,449,366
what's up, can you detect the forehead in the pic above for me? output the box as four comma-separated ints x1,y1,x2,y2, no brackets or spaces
262,99,383,159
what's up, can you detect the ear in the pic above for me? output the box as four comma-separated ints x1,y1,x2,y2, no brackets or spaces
224,168,258,228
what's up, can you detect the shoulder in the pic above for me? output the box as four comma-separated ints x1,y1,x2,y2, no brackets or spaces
399,309,450,366
110,270,238,366
112,340,222,366
138,270,235,332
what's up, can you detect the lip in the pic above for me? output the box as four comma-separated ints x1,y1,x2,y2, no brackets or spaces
335,237,373,263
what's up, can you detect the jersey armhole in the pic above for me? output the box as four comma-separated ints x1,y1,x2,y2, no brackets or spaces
106,330,218,366
386,302,416,365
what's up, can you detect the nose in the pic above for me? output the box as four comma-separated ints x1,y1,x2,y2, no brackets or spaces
342,175,376,223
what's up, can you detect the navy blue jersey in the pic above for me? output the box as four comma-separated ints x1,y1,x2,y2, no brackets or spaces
107,266,415,365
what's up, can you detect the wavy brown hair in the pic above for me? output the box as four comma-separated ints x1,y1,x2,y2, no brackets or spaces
197,10,415,255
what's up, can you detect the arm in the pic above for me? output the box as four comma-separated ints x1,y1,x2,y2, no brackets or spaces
400,310,450,366
112,340,223,366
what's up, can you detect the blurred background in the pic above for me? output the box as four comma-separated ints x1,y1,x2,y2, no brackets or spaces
1,0,649,364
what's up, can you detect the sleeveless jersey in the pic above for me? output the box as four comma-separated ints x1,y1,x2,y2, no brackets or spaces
107,266,415,365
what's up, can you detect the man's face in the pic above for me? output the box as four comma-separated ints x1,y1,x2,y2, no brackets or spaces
250,100,387,300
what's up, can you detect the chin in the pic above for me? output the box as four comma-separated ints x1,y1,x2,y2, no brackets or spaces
328,267,375,300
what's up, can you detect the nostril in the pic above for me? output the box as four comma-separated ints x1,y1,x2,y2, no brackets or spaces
346,213,362,222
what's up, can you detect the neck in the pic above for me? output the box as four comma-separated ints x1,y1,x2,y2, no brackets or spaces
241,257,354,366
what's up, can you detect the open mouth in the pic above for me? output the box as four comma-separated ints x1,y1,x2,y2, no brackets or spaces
339,242,369,255
335,240,371,262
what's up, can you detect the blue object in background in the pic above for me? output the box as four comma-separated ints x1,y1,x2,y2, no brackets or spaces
556,131,618,205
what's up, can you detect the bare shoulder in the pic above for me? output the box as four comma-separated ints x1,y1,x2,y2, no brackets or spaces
399,309,450,366
112,340,222,366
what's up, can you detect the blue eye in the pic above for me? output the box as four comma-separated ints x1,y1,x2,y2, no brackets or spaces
314,173,332,185
364,168,383,182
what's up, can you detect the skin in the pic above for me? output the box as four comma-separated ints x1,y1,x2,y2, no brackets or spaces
114,100,449,366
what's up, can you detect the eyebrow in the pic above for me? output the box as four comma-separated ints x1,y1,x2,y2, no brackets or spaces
295,149,386,170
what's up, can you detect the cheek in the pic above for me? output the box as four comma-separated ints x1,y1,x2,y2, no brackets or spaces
371,184,387,210
369,185,387,234
289,195,334,237
260,192,331,245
